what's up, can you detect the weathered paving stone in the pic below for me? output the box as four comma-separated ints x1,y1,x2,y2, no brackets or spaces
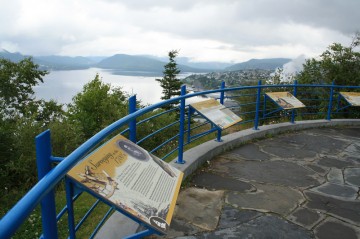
194,215,313,239
342,143,360,161
191,172,255,192
226,183,304,215
298,133,348,154
226,144,270,161
164,218,203,238
330,127,360,138
261,144,317,159
287,207,325,229
310,182,359,200
217,205,262,229
304,191,360,226
305,164,329,176
314,218,360,239
213,159,320,188
344,168,360,187
174,188,224,231
327,168,344,184
318,156,356,169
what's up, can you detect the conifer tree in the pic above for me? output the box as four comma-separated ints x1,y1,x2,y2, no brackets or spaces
156,50,181,101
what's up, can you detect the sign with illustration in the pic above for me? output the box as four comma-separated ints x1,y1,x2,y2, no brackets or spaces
340,92,360,106
266,92,305,109
67,135,183,234
190,98,242,129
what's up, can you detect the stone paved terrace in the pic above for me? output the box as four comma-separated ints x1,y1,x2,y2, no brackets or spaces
160,126,360,239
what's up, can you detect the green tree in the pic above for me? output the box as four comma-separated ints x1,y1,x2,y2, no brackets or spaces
0,57,48,116
68,73,128,139
297,34,360,85
156,50,181,102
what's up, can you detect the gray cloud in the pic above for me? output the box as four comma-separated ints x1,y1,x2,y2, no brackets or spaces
0,0,359,62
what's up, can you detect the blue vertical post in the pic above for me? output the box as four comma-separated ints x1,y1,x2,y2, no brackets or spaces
129,95,137,143
217,82,225,142
65,178,76,239
327,81,335,121
254,80,262,130
336,92,341,112
263,94,267,119
35,130,58,239
220,81,225,104
291,80,298,123
177,85,186,164
187,107,193,143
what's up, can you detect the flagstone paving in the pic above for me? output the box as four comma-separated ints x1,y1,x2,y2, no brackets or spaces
161,127,360,239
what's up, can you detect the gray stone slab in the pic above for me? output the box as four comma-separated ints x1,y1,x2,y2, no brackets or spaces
287,207,325,229
164,218,203,238
174,188,224,231
304,191,360,225
327,168,344,184
212,159,320,188
261,144,317,159
305,164,329,176
217,206,262,229
191,172,255,192
261,132,348,157
310,182,359,200
318,156,356,169
329,127,360,138
344,168,360,187
299,133,349,154
314,218,360,239
195,215,313,239
226,144,270,161
94,211,139,239
343,143,360,159
226,183,304,215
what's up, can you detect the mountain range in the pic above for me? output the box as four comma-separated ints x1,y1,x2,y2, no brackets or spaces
0,49,291,73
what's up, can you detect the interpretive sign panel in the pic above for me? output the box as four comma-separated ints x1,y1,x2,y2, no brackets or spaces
67,135,183,234
190,98,242,129
340,92,360,106
266,92,305,109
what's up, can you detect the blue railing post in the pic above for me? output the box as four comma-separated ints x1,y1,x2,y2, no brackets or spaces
35,130,58,239
216,82,226,142
187,107,193,143
254,80,262,130
327,81,335,121
129,95,137,143
220,81,225,105
65,178,76,239
291,80,298,123
176,85,186,164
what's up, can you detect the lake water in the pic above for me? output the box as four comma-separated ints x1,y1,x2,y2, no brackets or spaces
34,68,205,106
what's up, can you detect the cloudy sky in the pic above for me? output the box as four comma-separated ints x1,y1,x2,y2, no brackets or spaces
0,0,359,63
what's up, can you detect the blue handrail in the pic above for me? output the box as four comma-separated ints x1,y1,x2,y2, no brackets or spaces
1,82,359,239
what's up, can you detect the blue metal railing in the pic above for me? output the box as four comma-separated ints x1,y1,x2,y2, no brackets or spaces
1,82,359,239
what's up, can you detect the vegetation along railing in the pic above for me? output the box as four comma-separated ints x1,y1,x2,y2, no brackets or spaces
0,81,359,239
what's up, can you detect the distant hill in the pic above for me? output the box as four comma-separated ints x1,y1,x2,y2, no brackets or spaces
0,50,97,70
97,54,206,73
225,58,291,71
35,55,96,70
0,49,27,62
1,49,291,73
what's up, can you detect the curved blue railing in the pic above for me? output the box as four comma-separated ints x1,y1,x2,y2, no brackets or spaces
1,81,359,239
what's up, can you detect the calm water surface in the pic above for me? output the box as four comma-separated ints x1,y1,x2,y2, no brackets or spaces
34,68,205,105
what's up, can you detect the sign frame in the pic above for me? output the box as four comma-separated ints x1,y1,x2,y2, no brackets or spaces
189,98,242,130
66,135,183,235
265,92,306,110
